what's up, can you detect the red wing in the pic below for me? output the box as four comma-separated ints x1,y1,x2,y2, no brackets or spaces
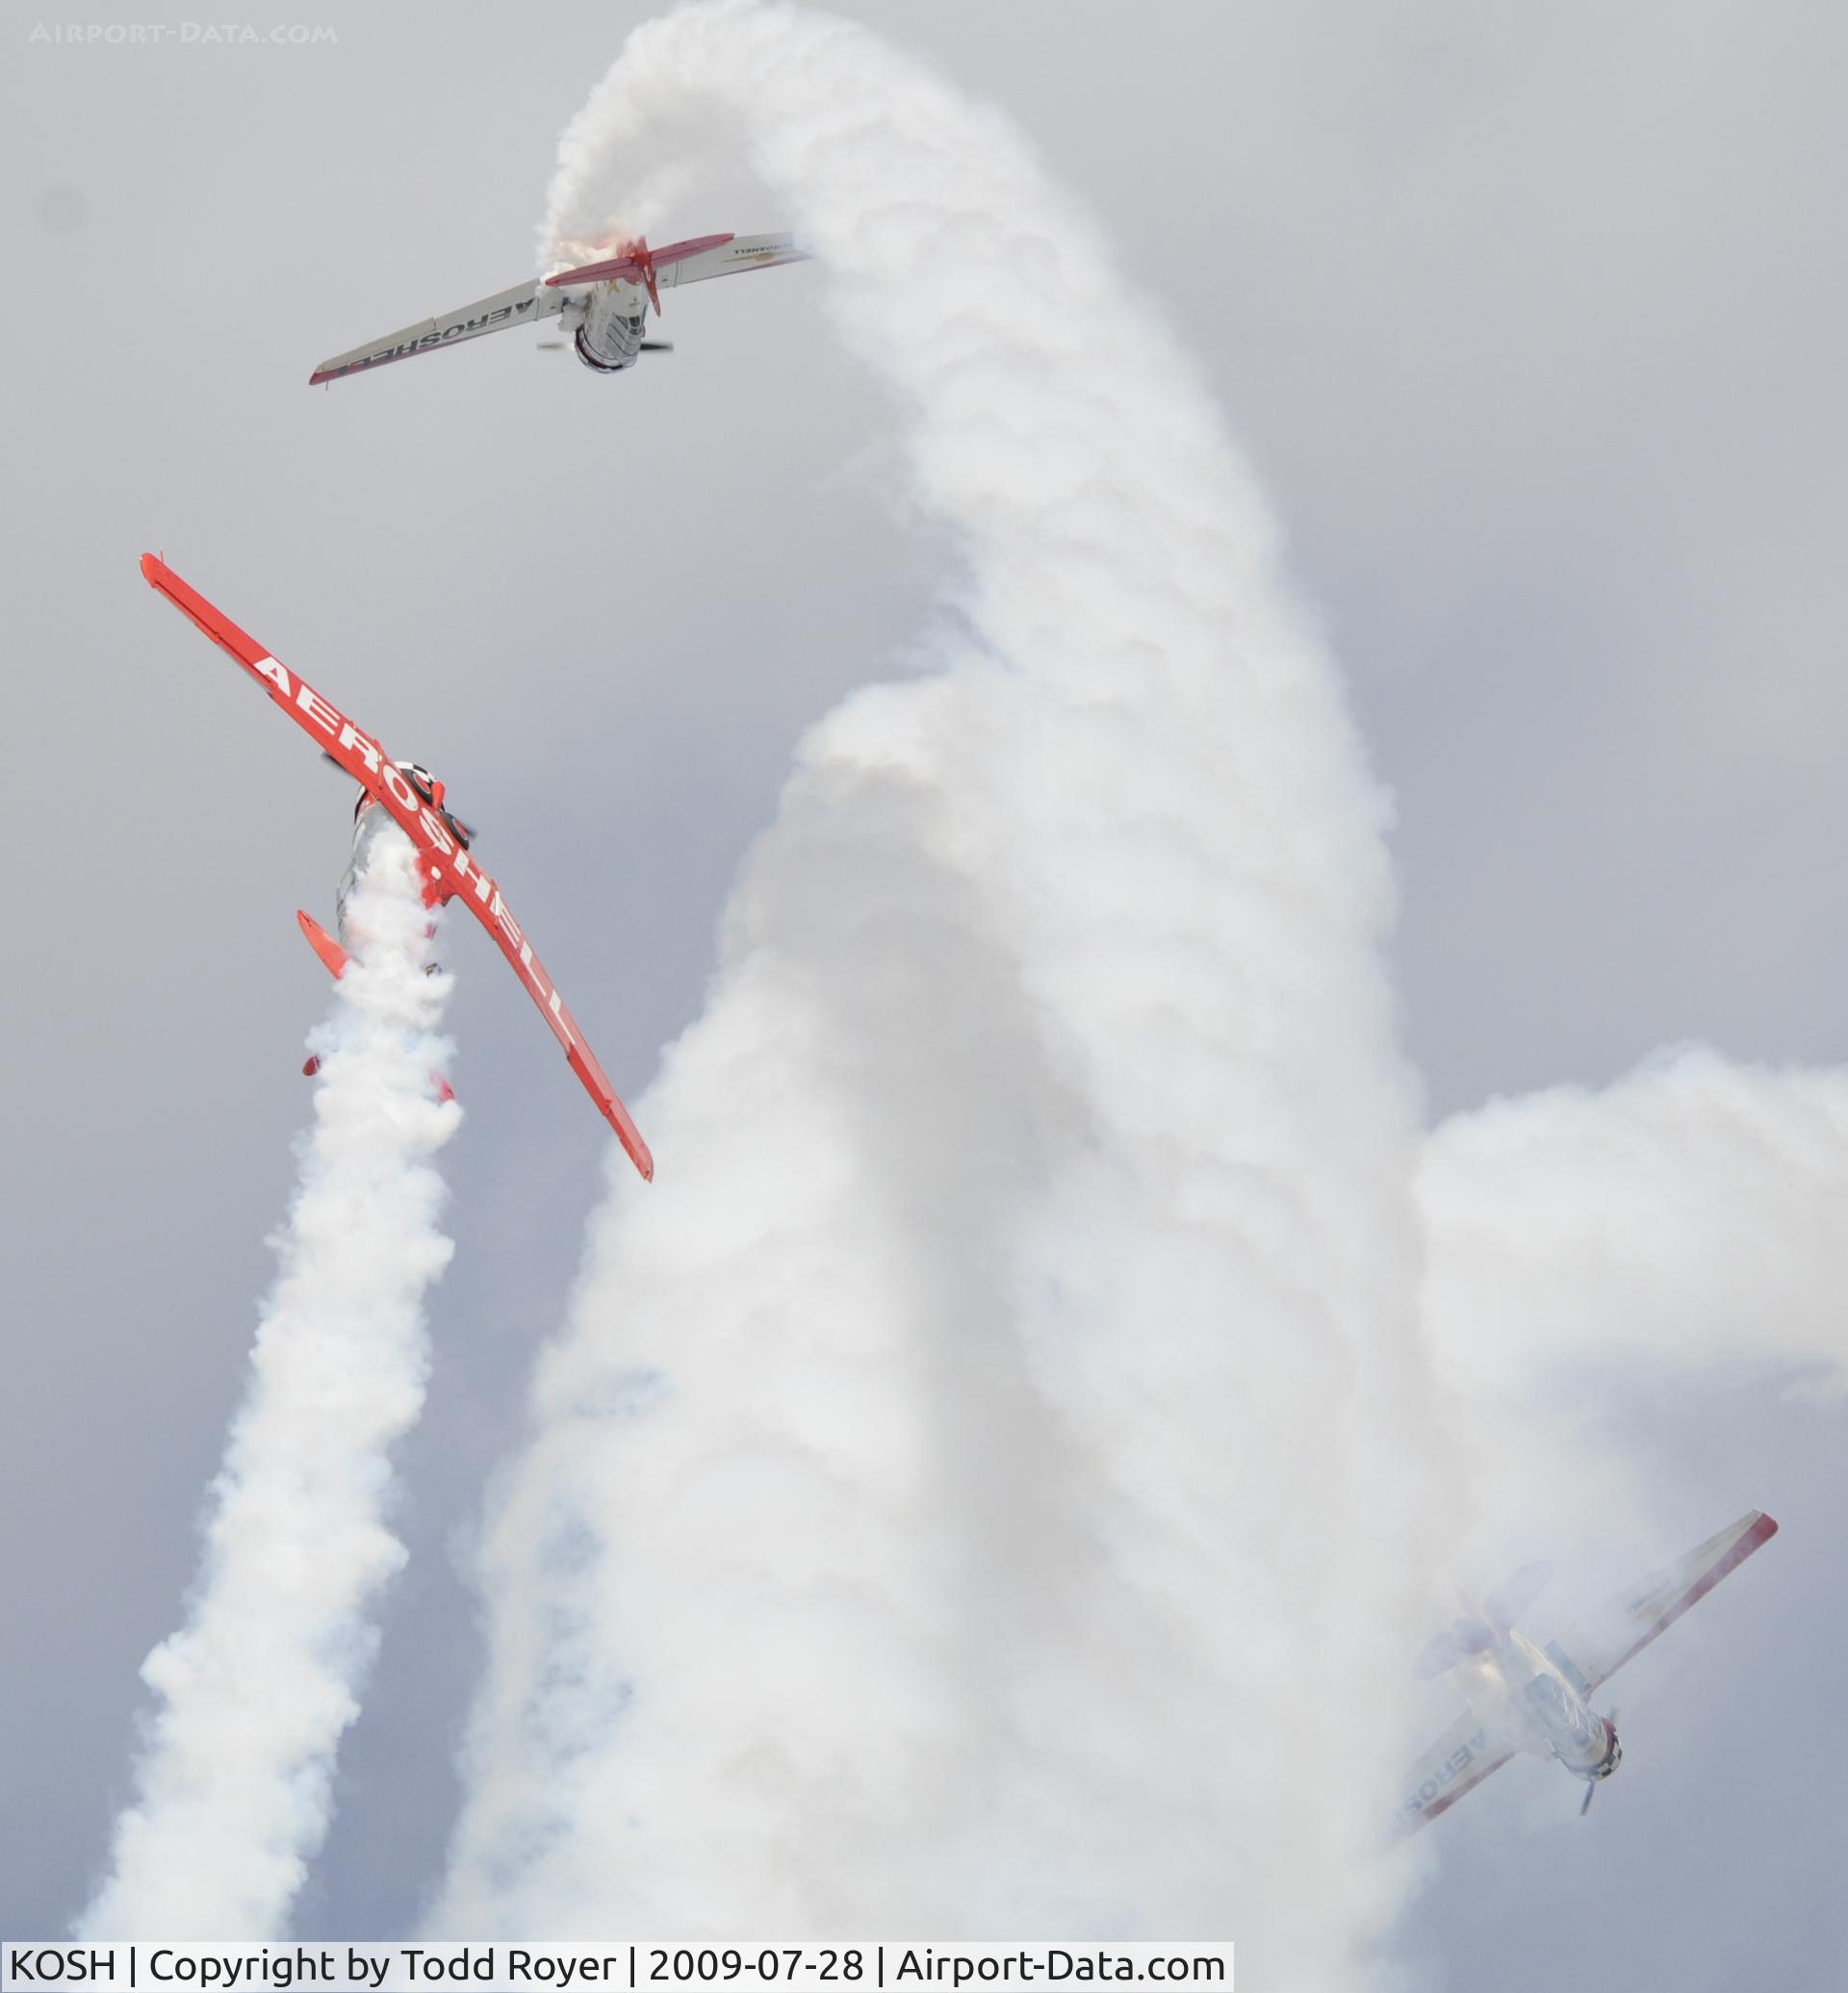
440,869,654,1182
141,554,403,807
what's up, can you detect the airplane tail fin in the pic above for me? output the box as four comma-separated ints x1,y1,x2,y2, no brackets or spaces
1413,1619,1499,1679
1484,1559,1553,1638
1413,1559,1553,1678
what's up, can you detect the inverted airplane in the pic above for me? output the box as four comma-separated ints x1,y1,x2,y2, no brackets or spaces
309,232,806,385
139,553,654,1182
1399,1508,1777,1831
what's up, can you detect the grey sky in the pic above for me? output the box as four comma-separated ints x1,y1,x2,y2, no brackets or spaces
3,0,1844,1981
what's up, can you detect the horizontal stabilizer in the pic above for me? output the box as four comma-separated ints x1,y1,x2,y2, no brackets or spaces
297,908,348,980
297,912,453,1104
545,232,735,291
303,1047,454,1105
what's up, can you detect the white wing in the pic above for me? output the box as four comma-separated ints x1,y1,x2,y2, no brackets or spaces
1396,1709,1515,1837
654,232,808,288
310,279,563,385
1562,1510,1778,1694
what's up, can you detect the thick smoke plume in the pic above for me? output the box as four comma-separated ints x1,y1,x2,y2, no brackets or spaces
1419,1050,1848,1564
82,830,460,1939
436,4,1452,1975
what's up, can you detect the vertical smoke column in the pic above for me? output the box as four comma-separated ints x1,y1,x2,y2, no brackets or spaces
440,2,1450,1973
82,830,460,1938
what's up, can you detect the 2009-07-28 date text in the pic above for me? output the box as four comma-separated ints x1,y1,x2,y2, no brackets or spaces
647,1954,864,1983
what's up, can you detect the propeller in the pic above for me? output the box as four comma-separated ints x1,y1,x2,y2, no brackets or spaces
537,340,671,355
1579,1705,1619,1817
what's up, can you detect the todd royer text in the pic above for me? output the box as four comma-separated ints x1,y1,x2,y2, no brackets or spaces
1,1950,626,1991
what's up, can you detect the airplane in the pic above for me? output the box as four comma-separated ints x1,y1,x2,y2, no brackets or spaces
309,231,806,385
139,552,654,1183
1398,1509,1777,1833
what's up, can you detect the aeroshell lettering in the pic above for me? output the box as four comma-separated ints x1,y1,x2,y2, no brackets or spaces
338,719,381,773
1403,1727,1489,1814
344,297,536,373
296,681,342,732
381,764,420,811
236,638,581,1053
489,889,523,946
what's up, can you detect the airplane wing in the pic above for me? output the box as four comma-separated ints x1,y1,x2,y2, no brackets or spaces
654,231,808,288
309,279,564,385
1396,1709,1516,1837
140,551,398,793
1565,1510,1778,1694
446,862,655,1184
139,553,654,1181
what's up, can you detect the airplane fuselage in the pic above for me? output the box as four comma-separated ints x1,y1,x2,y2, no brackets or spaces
1455,1628,1620,1783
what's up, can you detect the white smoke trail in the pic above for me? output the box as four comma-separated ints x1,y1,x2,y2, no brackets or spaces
435,4,1451,1974
81,830,460,1939
1418,1048,1848,1563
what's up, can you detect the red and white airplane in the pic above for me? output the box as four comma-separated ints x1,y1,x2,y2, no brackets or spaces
309,232,806,385
140,553,654,1183
1399,1509,1777,1832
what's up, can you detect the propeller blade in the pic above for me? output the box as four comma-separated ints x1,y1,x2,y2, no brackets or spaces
639,340,675,351
536,340,567,350
1580,1706,1617,1816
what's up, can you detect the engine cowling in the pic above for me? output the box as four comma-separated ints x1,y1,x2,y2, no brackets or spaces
574,285,646,372
1591,1719,1622,1780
